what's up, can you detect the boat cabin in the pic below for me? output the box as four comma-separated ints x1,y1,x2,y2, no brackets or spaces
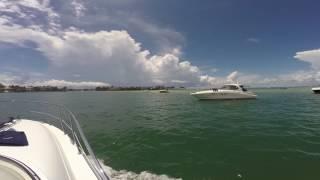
220,84,247,91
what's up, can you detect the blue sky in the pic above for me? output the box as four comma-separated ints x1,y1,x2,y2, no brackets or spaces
128,0,320,75
0,0,320,87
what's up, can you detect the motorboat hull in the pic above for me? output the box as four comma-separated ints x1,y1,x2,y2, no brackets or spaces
0,119,99,180
191,91,257,100
312,87,320,94
160,90,169,93
0,100,110,180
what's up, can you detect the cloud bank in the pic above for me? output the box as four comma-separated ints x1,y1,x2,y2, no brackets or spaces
1,0,320,88
0,25,214,86
0,0,222,87
294,49,320,70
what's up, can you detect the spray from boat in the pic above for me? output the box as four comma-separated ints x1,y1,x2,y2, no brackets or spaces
99,159,182,180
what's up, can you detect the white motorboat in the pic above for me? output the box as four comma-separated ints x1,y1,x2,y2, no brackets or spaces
0,100,110,180
312,87,320,94
159,89,169,93
191,83,257,100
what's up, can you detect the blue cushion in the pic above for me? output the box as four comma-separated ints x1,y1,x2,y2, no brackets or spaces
0,117,14,128
0,131,28,146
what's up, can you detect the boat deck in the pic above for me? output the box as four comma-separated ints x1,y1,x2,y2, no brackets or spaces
0,119,97,180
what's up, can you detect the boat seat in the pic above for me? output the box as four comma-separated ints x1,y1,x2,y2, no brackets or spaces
0,117,14,129
0,131,28,146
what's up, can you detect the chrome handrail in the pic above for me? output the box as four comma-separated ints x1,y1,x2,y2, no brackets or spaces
0,99,110,180
0,155,41,180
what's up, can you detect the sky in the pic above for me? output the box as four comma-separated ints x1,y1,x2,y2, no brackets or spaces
0,0,320,88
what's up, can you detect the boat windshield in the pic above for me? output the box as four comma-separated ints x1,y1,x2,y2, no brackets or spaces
220,85,239,90
240,85,248,91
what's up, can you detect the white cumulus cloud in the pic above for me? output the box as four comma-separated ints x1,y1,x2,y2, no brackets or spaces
247,38,260,43
0,0,60,32
71,0,86,17
294,48,320,70
0,19,221,86
0,0,236,87
0,73,22,85
226,71,238,82
3,0,320,88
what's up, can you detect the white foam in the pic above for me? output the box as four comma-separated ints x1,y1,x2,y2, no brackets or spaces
99,159,182,180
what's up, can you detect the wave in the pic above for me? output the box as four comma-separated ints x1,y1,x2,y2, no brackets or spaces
99,159,182,180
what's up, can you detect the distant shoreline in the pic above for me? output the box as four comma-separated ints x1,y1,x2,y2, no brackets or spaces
0,83,315,93
0,83,185,93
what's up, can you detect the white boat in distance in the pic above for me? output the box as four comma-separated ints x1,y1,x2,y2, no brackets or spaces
159,89,169,93
191,83,257,100
312,87,320,94
0,100,110,180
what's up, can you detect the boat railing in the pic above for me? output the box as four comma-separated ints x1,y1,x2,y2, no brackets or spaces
0,99,110,180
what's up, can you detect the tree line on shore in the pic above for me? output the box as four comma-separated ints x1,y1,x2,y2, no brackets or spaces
0,83,184,93
0,83,68,92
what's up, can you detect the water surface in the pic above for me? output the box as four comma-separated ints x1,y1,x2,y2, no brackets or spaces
1,88,320,180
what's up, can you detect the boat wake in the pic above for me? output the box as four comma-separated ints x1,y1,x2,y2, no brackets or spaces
99,160,182,180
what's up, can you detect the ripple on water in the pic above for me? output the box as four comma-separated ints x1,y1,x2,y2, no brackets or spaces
2,88,320,179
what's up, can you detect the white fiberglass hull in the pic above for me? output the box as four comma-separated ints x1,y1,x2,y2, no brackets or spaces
312,87,320,94
0,119,99,180
191,90,257,100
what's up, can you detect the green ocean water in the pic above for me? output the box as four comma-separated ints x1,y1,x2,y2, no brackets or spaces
1,88,320,180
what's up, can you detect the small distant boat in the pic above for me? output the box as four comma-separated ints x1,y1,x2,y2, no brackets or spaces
312,87,320,94
191,83,257,100
160,89,169,93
